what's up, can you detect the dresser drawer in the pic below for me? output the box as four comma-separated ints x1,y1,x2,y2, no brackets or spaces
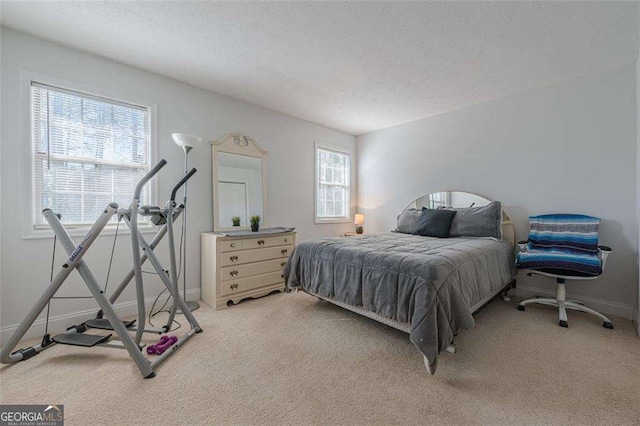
220,245,293,267
219,239,243,252
241,234,294,249
221,258,287,282
220,271,284,297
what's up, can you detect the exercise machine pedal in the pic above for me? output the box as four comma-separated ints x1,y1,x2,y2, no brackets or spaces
52,333,112,347
85,318,136,331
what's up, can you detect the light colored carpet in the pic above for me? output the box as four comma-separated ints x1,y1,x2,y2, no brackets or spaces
1,291,638,425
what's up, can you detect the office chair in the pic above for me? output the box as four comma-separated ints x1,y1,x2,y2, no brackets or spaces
515,214,613,329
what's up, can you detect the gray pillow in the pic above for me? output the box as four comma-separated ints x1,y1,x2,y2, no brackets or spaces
414,208,457,238
445,201,503,239
394,208,422,234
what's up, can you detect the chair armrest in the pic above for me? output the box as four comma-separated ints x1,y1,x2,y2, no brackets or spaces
598,246,612,272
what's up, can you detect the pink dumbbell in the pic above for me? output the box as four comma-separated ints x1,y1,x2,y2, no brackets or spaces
146,335,178,355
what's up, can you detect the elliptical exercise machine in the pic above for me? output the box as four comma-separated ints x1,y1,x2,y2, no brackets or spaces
0,159,202,378
87,163,197,338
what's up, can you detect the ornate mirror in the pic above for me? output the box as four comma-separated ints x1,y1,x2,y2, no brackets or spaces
403,190,515,247
211,133,267,232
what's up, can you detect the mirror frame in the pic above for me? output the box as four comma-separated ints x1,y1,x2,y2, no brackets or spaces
403,190,516,248
211,133,268,232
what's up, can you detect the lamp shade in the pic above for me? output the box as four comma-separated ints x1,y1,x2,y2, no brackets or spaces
172,133,203,149
354,214,365,225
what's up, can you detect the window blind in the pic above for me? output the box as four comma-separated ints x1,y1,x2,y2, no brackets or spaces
31,83,151,227
316,147,350,220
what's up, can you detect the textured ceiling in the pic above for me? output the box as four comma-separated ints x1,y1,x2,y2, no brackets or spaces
1,1,638,135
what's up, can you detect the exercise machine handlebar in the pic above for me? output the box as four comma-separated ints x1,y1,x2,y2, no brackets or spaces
170,168,197,202
130,161,166,345
134,159,167,200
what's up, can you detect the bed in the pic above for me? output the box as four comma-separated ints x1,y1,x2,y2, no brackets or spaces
283,191,517,374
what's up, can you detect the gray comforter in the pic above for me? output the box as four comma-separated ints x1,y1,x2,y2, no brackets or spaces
283,232,516,373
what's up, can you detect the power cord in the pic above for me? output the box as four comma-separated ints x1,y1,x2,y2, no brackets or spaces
149,288,182,331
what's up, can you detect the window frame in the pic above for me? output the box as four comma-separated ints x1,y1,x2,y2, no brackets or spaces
314,142,352,224
20,70,158,239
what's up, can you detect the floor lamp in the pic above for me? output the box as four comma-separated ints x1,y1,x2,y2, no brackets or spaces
172,133,203,312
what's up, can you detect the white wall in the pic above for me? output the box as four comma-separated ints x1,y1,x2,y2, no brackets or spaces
0,28,356,340
358,64,637,318
636,52,640,334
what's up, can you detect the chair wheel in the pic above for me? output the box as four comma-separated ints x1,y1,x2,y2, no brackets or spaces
603,322,613,329
517,305,525,311
559,320,568,328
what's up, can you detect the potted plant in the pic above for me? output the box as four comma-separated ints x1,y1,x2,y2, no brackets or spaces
231,216,241,227
250,215,260,232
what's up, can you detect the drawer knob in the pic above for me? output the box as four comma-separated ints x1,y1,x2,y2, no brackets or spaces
230,283,239,290
281,261,287,267
230,270,239,277
230,255,239,262
230,243,236,248
284,238,289,243
257,239,265,246
281,274,284,278
281,249,288,255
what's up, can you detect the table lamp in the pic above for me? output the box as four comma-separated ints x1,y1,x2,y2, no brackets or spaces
355,214,365,234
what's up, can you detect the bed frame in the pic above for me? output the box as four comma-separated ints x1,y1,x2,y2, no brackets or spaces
303,279,515,371
309,279,515,333
301,191,517,373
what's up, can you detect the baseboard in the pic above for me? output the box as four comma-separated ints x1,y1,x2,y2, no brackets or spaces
516,285,633,319
0,289,201,344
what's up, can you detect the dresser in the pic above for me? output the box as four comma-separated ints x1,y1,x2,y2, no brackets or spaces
201,231,296,309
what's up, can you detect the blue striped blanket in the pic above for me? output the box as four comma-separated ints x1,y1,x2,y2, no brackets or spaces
516,214,602,276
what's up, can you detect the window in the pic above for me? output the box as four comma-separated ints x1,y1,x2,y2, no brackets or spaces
30,82,151,229
315,144,350,222
427,191,450,209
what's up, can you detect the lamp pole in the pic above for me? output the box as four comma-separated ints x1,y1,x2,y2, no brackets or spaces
181,145,199,312
172,133,202,313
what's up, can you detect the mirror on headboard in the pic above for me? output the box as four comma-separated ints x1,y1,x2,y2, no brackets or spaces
404,190,516,248
211,133,267,232
408,191,494,210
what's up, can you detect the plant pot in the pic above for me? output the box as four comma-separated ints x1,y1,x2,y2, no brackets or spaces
251,224,260,232
232,224,240,227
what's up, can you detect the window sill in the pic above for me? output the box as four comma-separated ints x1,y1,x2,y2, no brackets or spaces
23,224,158,240
315,218,352,224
